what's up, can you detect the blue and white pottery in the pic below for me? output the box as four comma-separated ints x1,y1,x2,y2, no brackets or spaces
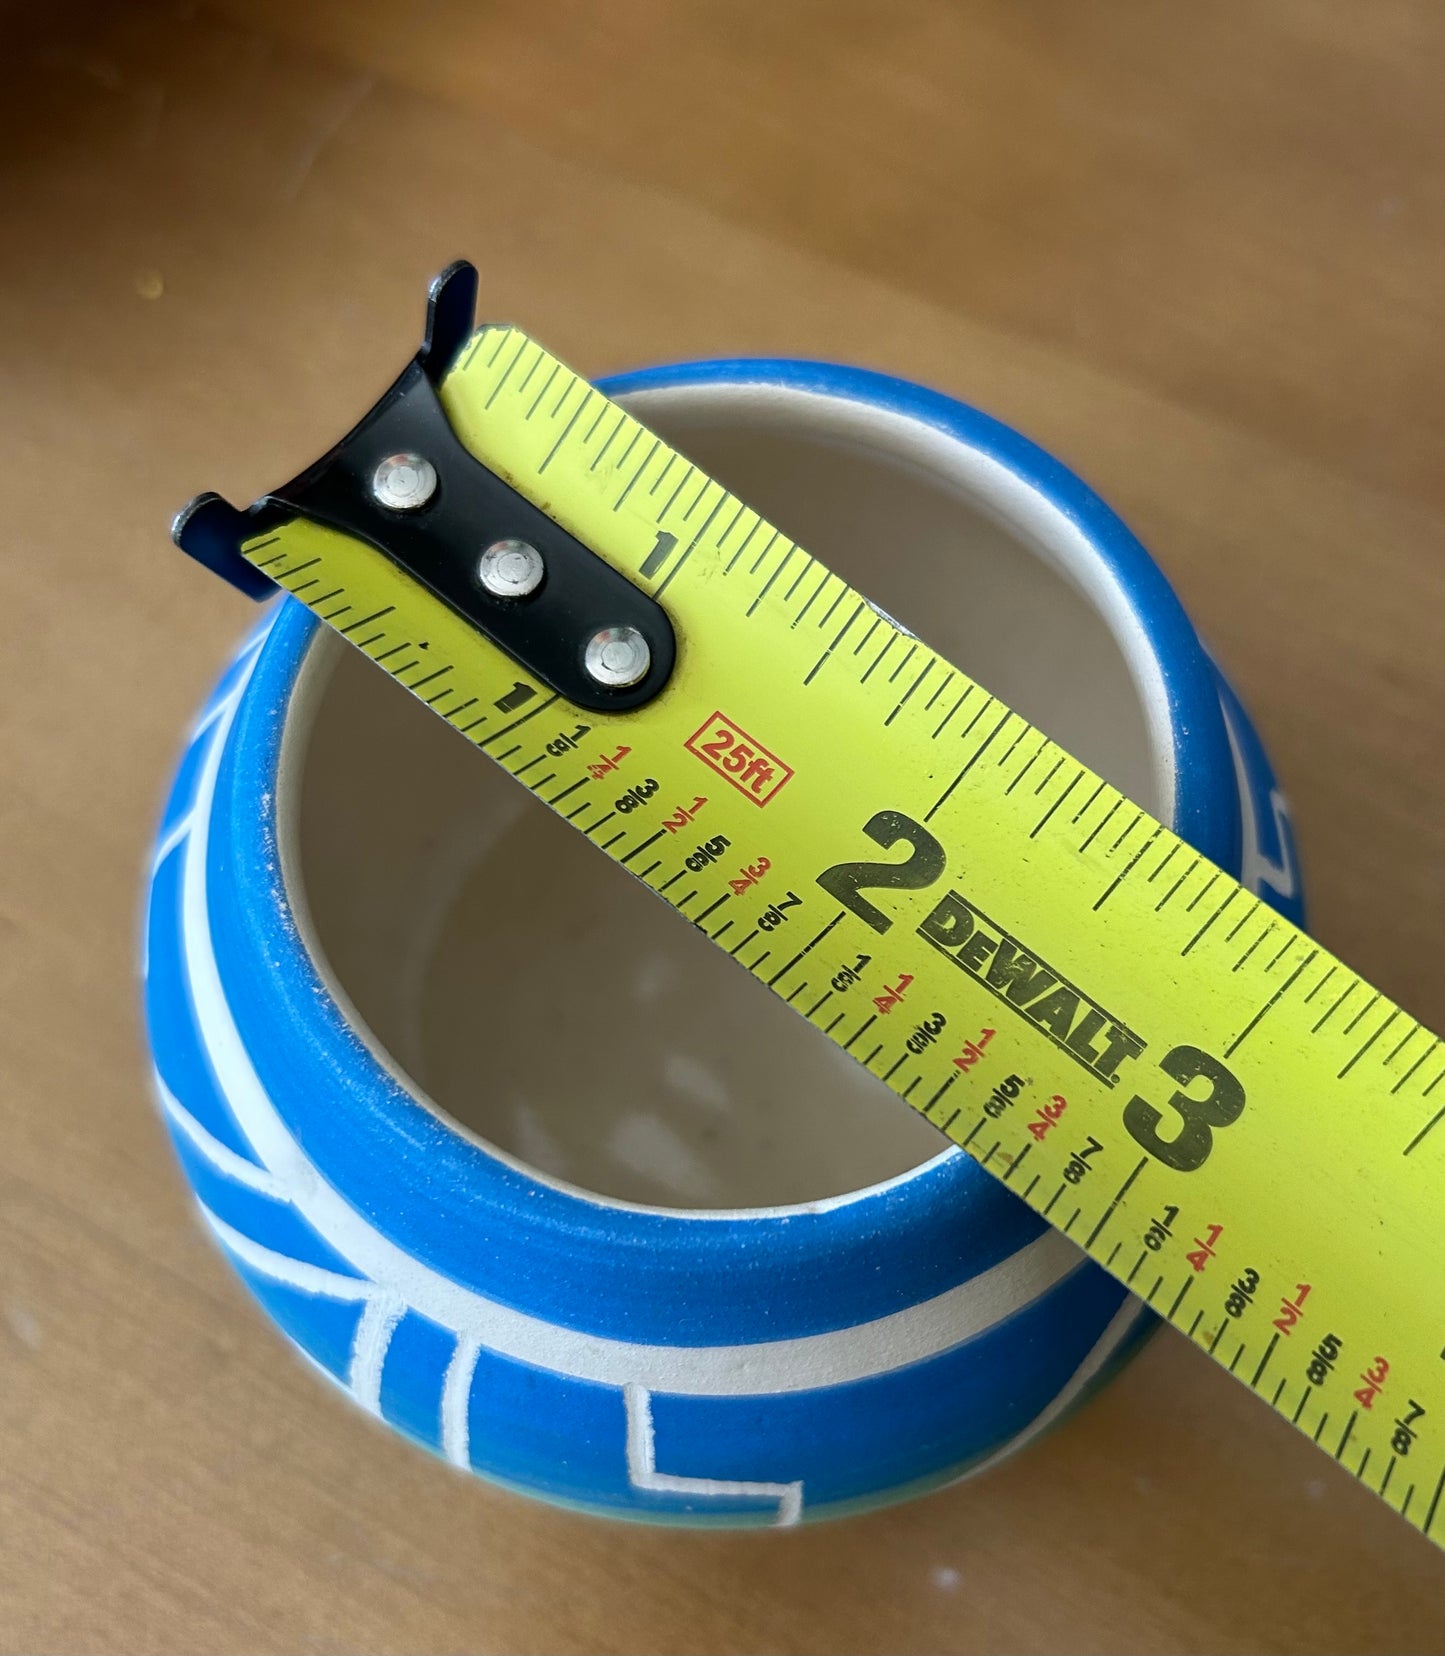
143,358,1305,1526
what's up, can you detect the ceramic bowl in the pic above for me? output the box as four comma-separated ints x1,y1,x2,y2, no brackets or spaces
143,358,1305,1525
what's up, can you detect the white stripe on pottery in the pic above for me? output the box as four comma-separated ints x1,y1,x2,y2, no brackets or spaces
157,1078,294,1201
441,1334,484,1468
1221,693,1300,905
624,1384,805,1528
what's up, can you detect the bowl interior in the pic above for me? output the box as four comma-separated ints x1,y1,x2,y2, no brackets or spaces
281,374,1171,1210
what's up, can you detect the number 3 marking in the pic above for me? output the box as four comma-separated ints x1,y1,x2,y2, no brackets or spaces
1123,1045,1246,1172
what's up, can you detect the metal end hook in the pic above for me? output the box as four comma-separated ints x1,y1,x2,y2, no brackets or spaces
171,492,275,600
172,261,481,604
419,259,479,383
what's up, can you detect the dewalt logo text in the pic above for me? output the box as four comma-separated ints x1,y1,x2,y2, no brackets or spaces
917,891,1146,1086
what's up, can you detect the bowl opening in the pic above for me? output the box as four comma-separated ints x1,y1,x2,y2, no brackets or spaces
276,373,1174,1212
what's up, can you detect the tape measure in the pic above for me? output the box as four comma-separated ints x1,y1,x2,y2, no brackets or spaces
175,262,1445,1546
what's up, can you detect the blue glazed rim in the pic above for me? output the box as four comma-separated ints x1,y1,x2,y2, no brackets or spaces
207,357,1240,1349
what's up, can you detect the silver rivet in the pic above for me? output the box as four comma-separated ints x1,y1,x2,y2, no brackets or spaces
477,538,545,598
584,625,651,688
370,451,437,511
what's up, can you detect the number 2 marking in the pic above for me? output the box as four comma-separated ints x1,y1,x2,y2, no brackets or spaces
815,811,946,933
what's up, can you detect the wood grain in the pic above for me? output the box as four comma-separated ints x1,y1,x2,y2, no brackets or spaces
1,3,1442,1650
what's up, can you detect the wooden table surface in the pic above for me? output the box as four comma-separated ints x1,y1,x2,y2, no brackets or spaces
3,3,1444,1650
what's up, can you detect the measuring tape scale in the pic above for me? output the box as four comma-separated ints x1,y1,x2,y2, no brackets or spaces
174,264,1445,1545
